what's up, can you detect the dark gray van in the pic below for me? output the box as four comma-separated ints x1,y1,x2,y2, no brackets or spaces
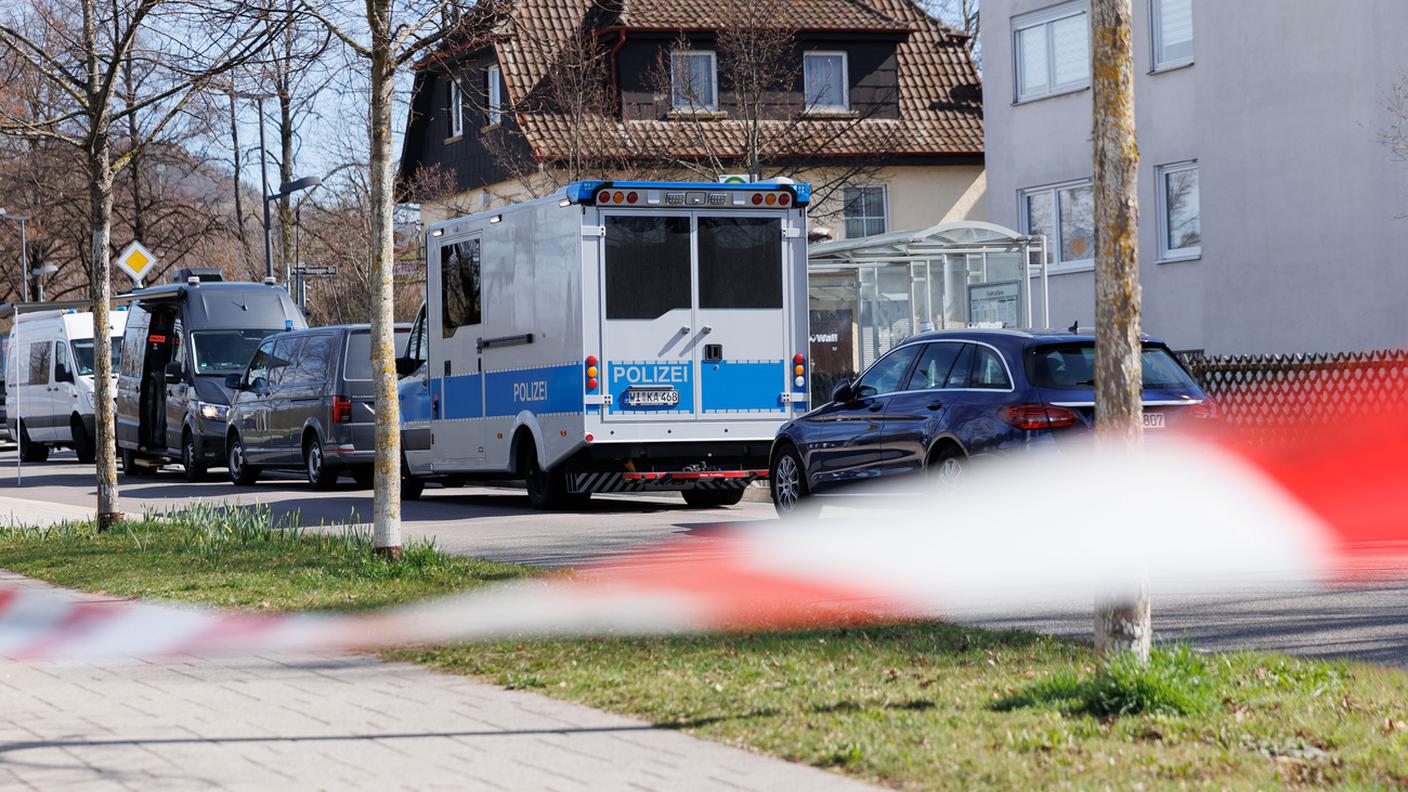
116,272,306,480
224,324,409,489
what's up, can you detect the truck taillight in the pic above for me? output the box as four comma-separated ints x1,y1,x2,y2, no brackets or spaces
793,354,806,387
998,404,1079,431
779,193,791,206
586,355,599,391
333,395,352,424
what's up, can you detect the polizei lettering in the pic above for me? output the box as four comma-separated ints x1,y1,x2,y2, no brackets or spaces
513,380,549,402
619,364,689,385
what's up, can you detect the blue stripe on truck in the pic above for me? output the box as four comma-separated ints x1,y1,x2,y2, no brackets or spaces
701,360,787,413
606,361,694,414
484,363,584,417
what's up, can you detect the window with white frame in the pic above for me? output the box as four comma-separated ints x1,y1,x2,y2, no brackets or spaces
804,52,849,111
671,50,718,111
1157,162,1200,260
448,78,464,137
842,186,888,238
1151,0,1194,71
1020,180,1095,269
487,65,502,126
1013,1,1090,102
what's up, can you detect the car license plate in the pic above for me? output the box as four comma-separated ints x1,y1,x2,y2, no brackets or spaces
1143,412,1166,430
624,387,679,407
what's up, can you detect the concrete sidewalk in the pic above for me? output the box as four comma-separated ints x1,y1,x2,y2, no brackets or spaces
0,493,95,527
0,553,873,790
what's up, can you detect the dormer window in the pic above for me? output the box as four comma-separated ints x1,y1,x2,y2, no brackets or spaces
671,50,718,111
804,52,849,112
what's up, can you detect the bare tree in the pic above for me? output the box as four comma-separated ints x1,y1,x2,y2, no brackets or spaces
0,0,276,531
926,0,979,68
1090,0,1149,662
303,0,466,559
1385,71,1408,162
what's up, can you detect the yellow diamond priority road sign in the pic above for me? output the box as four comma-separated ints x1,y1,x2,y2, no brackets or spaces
115,241,157,285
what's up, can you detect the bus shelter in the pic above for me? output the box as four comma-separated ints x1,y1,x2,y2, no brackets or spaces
806,221,1049,399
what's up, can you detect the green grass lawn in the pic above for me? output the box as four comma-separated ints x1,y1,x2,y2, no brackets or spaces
4,506,1407,790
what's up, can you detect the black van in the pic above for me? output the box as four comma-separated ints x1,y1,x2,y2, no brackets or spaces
116,271,306,480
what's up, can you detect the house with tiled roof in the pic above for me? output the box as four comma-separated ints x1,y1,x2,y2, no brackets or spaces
397,0,986,239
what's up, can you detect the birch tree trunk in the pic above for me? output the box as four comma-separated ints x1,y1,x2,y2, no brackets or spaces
1090,0,1148,661
367,16,403,559
89,136,121,531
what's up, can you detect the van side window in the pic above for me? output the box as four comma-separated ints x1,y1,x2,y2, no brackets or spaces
406,307,427,363
55,342,71,382
246,340,273,387
269,337,301,385
441,239,482,337
28,342,52,386
292,335,334,384
120,307,149,378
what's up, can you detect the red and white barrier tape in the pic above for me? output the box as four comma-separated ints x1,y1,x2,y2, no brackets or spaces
2,413,1405,662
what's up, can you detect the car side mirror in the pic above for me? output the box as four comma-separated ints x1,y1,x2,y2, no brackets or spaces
163,361,183,384
224,373,244,391
831,379,853,404
395,356,421,378
251,376,269,393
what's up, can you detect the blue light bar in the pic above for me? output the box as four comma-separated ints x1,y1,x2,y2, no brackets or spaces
564,180,811,206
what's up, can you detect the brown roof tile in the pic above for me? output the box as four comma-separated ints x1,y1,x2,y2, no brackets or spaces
427,0,982,164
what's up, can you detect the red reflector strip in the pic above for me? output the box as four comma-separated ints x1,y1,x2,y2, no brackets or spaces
623,473,667,481
148,335,166,343
670,471,750,480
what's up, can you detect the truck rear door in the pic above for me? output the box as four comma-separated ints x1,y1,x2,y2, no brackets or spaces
597,189,798,427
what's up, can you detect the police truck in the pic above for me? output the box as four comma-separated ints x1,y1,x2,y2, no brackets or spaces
398,180,812,509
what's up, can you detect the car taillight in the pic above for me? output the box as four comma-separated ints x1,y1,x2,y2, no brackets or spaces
1188,399,1221,420
333,395,352,424
998,403,1079,430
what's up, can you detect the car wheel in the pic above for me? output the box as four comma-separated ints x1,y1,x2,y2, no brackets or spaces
226,435,260,486
682,488,746,508
71,417,95,464
121,448,149,477
182,431,206,482
522,445,569,510
18,422,49,463
926,446,965,487
304,435,337,490
402,462,426,501
770,445,817,519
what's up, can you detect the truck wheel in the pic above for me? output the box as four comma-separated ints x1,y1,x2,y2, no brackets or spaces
304,435,337,490
19,423,49,463
182,430,207,482
682,489,746,508
226,435,260,486
522,445,568,510
71,416,95,464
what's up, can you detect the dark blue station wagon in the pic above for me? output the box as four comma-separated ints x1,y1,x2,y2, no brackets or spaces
767,329,1216,516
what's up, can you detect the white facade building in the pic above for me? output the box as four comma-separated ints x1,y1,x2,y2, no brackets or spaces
982,0,1408,354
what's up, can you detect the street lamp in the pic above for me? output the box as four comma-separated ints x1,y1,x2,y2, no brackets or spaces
32,265,58,302
0,208,30,303
262,169,321,285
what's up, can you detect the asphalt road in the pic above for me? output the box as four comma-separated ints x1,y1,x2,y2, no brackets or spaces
0,446,774,567
3,446,1406,668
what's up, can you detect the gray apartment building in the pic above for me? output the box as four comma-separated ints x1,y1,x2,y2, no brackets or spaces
981,0,1408,354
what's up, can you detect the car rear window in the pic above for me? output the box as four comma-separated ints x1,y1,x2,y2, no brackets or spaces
344,329,411,381
1031,343,1198,390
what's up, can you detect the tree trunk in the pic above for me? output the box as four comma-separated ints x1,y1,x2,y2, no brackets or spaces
278,90,294,280
1090,0,1148,662
89,135,122,532
367,37,402,560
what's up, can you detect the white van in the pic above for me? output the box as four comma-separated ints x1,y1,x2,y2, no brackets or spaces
4,309,128,463
398,180,812,508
